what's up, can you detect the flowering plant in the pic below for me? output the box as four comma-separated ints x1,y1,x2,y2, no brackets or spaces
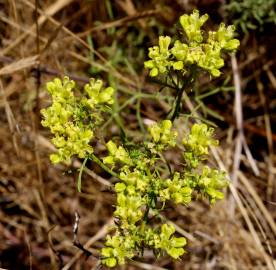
41,10,239,268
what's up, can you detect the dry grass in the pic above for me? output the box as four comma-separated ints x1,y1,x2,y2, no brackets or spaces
0,1,275,269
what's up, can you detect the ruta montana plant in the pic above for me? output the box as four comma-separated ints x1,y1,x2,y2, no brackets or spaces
41,10,239,268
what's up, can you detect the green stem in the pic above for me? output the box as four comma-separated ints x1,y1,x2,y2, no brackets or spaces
77,157,88,192
170,85,185,122
169,72,195,122
149,77,178,90
90,153,119,178
136,93,146,134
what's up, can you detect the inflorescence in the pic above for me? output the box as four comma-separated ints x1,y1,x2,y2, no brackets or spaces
144,10,239,78
41,10,237,268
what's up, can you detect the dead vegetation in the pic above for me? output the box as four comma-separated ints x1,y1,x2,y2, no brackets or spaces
0,0,275,269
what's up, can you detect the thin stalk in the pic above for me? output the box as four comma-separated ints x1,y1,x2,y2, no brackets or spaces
136,92,146,134
170,85,185,121
169,71,196,122
77,157,88,192
89,153,119,178
149,77,178,90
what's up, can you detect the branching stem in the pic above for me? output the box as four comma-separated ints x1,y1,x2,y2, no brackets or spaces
169,73,195,122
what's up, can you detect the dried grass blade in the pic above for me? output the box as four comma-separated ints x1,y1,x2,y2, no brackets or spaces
0,55,38,75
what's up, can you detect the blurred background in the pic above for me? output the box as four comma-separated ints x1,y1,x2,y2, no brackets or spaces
0,0,275,269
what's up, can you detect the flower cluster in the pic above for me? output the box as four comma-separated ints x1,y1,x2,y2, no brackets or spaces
41,76,114,164
147,120,177,151
41,10,234,269
181,124,227,203
182,123,218,167
101,223,186,267
101,120,228,267
41,76,228,267
144,10,240,77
